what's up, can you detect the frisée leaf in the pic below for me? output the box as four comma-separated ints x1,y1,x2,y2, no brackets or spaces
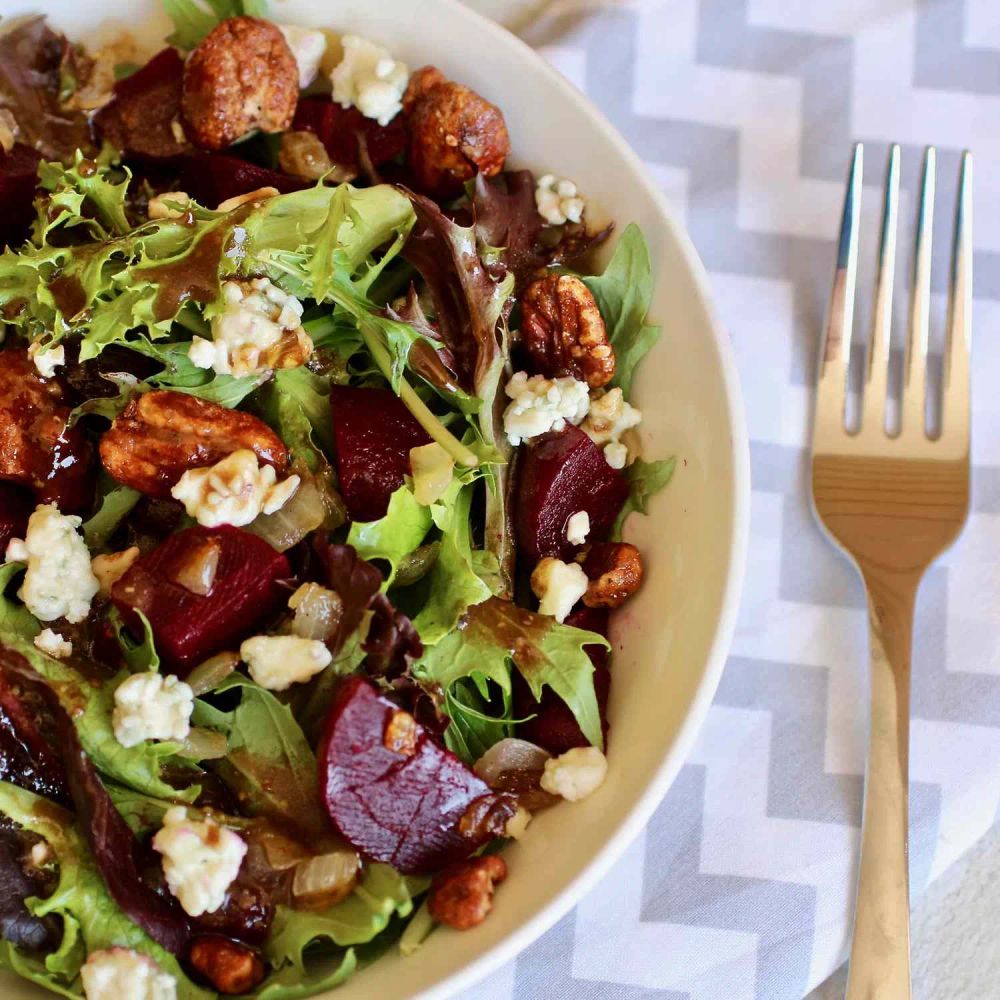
413,597,608,753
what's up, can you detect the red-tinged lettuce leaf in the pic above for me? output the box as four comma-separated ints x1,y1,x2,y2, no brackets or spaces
312,541,423,677
401,190,516,595
0,662,68,803
0,818,60,953
471,171,613,291
0,17,94,163
313,540,382,655
0,646,191,955
0,782,211,1000
363,593,423,679
402,190,512,395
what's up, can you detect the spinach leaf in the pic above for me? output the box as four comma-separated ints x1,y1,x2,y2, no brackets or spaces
583,223,661,399
612,456,677,540
347,485,432,587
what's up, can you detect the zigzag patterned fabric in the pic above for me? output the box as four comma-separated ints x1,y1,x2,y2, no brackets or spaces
464,2,1000,997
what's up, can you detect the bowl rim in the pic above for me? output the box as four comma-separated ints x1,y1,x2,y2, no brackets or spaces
410,2,751,997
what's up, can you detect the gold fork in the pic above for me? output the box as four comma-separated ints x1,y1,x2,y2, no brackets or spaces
811,143,972,999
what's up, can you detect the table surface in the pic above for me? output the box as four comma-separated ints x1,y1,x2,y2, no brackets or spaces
457,2,1000,998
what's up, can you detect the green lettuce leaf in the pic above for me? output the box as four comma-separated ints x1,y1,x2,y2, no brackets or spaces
164,0,270,50
266,864,428,970
582,223,660,399
191,675,325,839
0,634,198,802
0,782,211,1000
109,607,160,673
612,456,677,540
268,367,335,459
0,940,81,999
413,598,608,755
411,480,494,645
251,950,356,1000
128,337,270,407
82,486,141,551
347,485,432,587
0,563,40,640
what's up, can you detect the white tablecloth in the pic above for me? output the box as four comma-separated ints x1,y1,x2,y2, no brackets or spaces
462,2,1000,997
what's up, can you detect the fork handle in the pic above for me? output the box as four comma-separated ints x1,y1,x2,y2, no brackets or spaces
846,569,919,1000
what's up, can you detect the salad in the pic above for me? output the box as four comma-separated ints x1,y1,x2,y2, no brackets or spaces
0,3,675,999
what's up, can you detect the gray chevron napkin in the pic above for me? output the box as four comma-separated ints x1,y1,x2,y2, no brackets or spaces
463,2,1000,998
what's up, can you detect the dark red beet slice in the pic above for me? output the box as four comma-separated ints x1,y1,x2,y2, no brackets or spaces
318,677,514,874
514,425,629,560
111,526,290,674
329,385,430,522
94,48,191,161
178,153,307,209
516,606,611,755
0,144,41,249
0,483,32,554
293,98,407,171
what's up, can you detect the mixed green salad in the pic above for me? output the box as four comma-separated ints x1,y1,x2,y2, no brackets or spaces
0,2,674,998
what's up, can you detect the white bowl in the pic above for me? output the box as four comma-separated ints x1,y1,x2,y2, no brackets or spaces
0,1,749,997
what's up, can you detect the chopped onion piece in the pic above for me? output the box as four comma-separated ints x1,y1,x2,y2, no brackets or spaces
175,727,228,760
247,477,327,552
256,829,312,872
288,583,343,642
410,443,455,506
185,650,240,695
474,739,551,787
167,536,221,595
291,848,360,910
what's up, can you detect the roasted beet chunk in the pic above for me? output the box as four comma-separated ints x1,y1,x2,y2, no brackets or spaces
178,153,306,209
111,526,290,674
94,48,191,160
329,386,430,522
318,677,515,874
0,144,42,249
516,606,611,754
292,97,407,175
514,425,629,561
0,483,32,554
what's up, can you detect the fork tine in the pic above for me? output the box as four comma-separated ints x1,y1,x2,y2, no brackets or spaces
942,151,972,450
903,147,936,435
816,143,863,426
864,144,901,432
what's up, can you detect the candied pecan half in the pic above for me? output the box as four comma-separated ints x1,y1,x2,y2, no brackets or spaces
0,348,93,511
99,390,288,499
521,274,615,388
188,935,266,995
403,65,509,199
427,855,507,930
582,542,643,609
182,17,298,151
